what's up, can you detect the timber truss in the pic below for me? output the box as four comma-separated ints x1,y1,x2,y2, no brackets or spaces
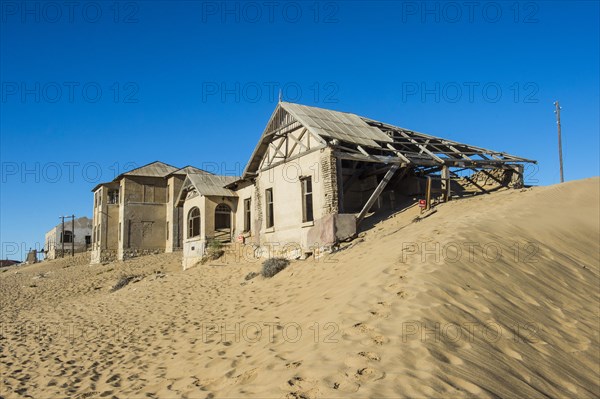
243,102,535,179
241,102,536,225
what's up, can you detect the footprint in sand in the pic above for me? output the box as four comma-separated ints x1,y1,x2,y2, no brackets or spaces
286,361,302,369
285,376,319,399
358,351,381,361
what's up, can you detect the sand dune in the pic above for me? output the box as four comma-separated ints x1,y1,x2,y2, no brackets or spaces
1,177,599,398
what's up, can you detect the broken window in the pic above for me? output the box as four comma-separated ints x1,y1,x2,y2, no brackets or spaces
61,230,73,243
215,204,231,229
243,198,251,232
188,207,200,238
108,189,119,204
301,177,314,222
265,188,274,228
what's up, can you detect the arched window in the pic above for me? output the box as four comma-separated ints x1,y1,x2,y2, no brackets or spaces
188,207,201,238
215,204,231,230
61,230,73,243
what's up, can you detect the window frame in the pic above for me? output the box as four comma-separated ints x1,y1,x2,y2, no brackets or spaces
188,207,201,238
265,188,274,228
243,198,251,232
301,176,314,223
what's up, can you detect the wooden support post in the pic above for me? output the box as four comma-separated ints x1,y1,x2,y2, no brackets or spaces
425,176,432,211
356,164,399,225
441,166,450,202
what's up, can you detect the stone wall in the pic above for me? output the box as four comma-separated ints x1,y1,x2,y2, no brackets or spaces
321,149,338,214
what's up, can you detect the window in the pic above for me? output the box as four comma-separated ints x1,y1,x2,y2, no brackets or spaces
108,189,119,204
265,188,274,228
167,184,170,203
85,235,91,245
188,207,201,238
61,230,73,243
166,221,169,240
301,177,314,222
118,222,121,241
215,204,231,229
144,185,155,203
243,198,251,232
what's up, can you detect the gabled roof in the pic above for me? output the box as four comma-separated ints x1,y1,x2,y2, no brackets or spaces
281,102,392,148
241,102,535,178
167,165,213,178
117,161,179,179
177,173,238,205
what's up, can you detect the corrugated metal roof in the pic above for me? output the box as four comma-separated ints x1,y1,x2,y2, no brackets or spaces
169,165,212,176
122,161,178,178
281,102,392,148
186,173,238,197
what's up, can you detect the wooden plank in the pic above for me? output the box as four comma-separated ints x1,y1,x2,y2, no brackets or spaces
425,176,432,211
258,144,328,174
287,127,308,156
264,120,302,138
441,165,451,202
356,165,400,225
357,145,370,156
399,131,444,163
334,151,406,166
386,143,412,164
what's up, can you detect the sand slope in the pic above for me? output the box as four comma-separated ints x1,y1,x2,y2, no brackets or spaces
1,177,599,398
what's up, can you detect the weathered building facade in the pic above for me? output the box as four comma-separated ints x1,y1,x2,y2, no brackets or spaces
177,174,238,269
44,216,93,260
90,162,213,263
178,102,535,267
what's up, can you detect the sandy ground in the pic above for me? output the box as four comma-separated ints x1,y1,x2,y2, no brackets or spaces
1,177,599,399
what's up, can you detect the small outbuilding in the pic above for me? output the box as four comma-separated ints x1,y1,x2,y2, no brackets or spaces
44,216,93,260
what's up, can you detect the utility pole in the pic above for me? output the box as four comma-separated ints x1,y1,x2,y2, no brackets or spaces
61,216,65,258
554,101,564,183
59,215,76,258
71,214,75,257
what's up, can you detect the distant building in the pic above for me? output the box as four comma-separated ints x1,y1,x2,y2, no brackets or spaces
44,217,92,260
90,161,214,263
0,259,21,268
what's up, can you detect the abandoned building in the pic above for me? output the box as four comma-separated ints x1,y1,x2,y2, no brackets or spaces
90,162,213,263
44,216,93,260
176,101,535,267
176,174,239,269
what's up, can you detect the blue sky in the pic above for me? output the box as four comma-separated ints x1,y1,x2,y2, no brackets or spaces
1,1,599,260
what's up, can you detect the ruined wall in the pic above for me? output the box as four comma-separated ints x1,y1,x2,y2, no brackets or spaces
165,175,185,252
117,176,169,260
321,149,338,214
229,148,333,259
